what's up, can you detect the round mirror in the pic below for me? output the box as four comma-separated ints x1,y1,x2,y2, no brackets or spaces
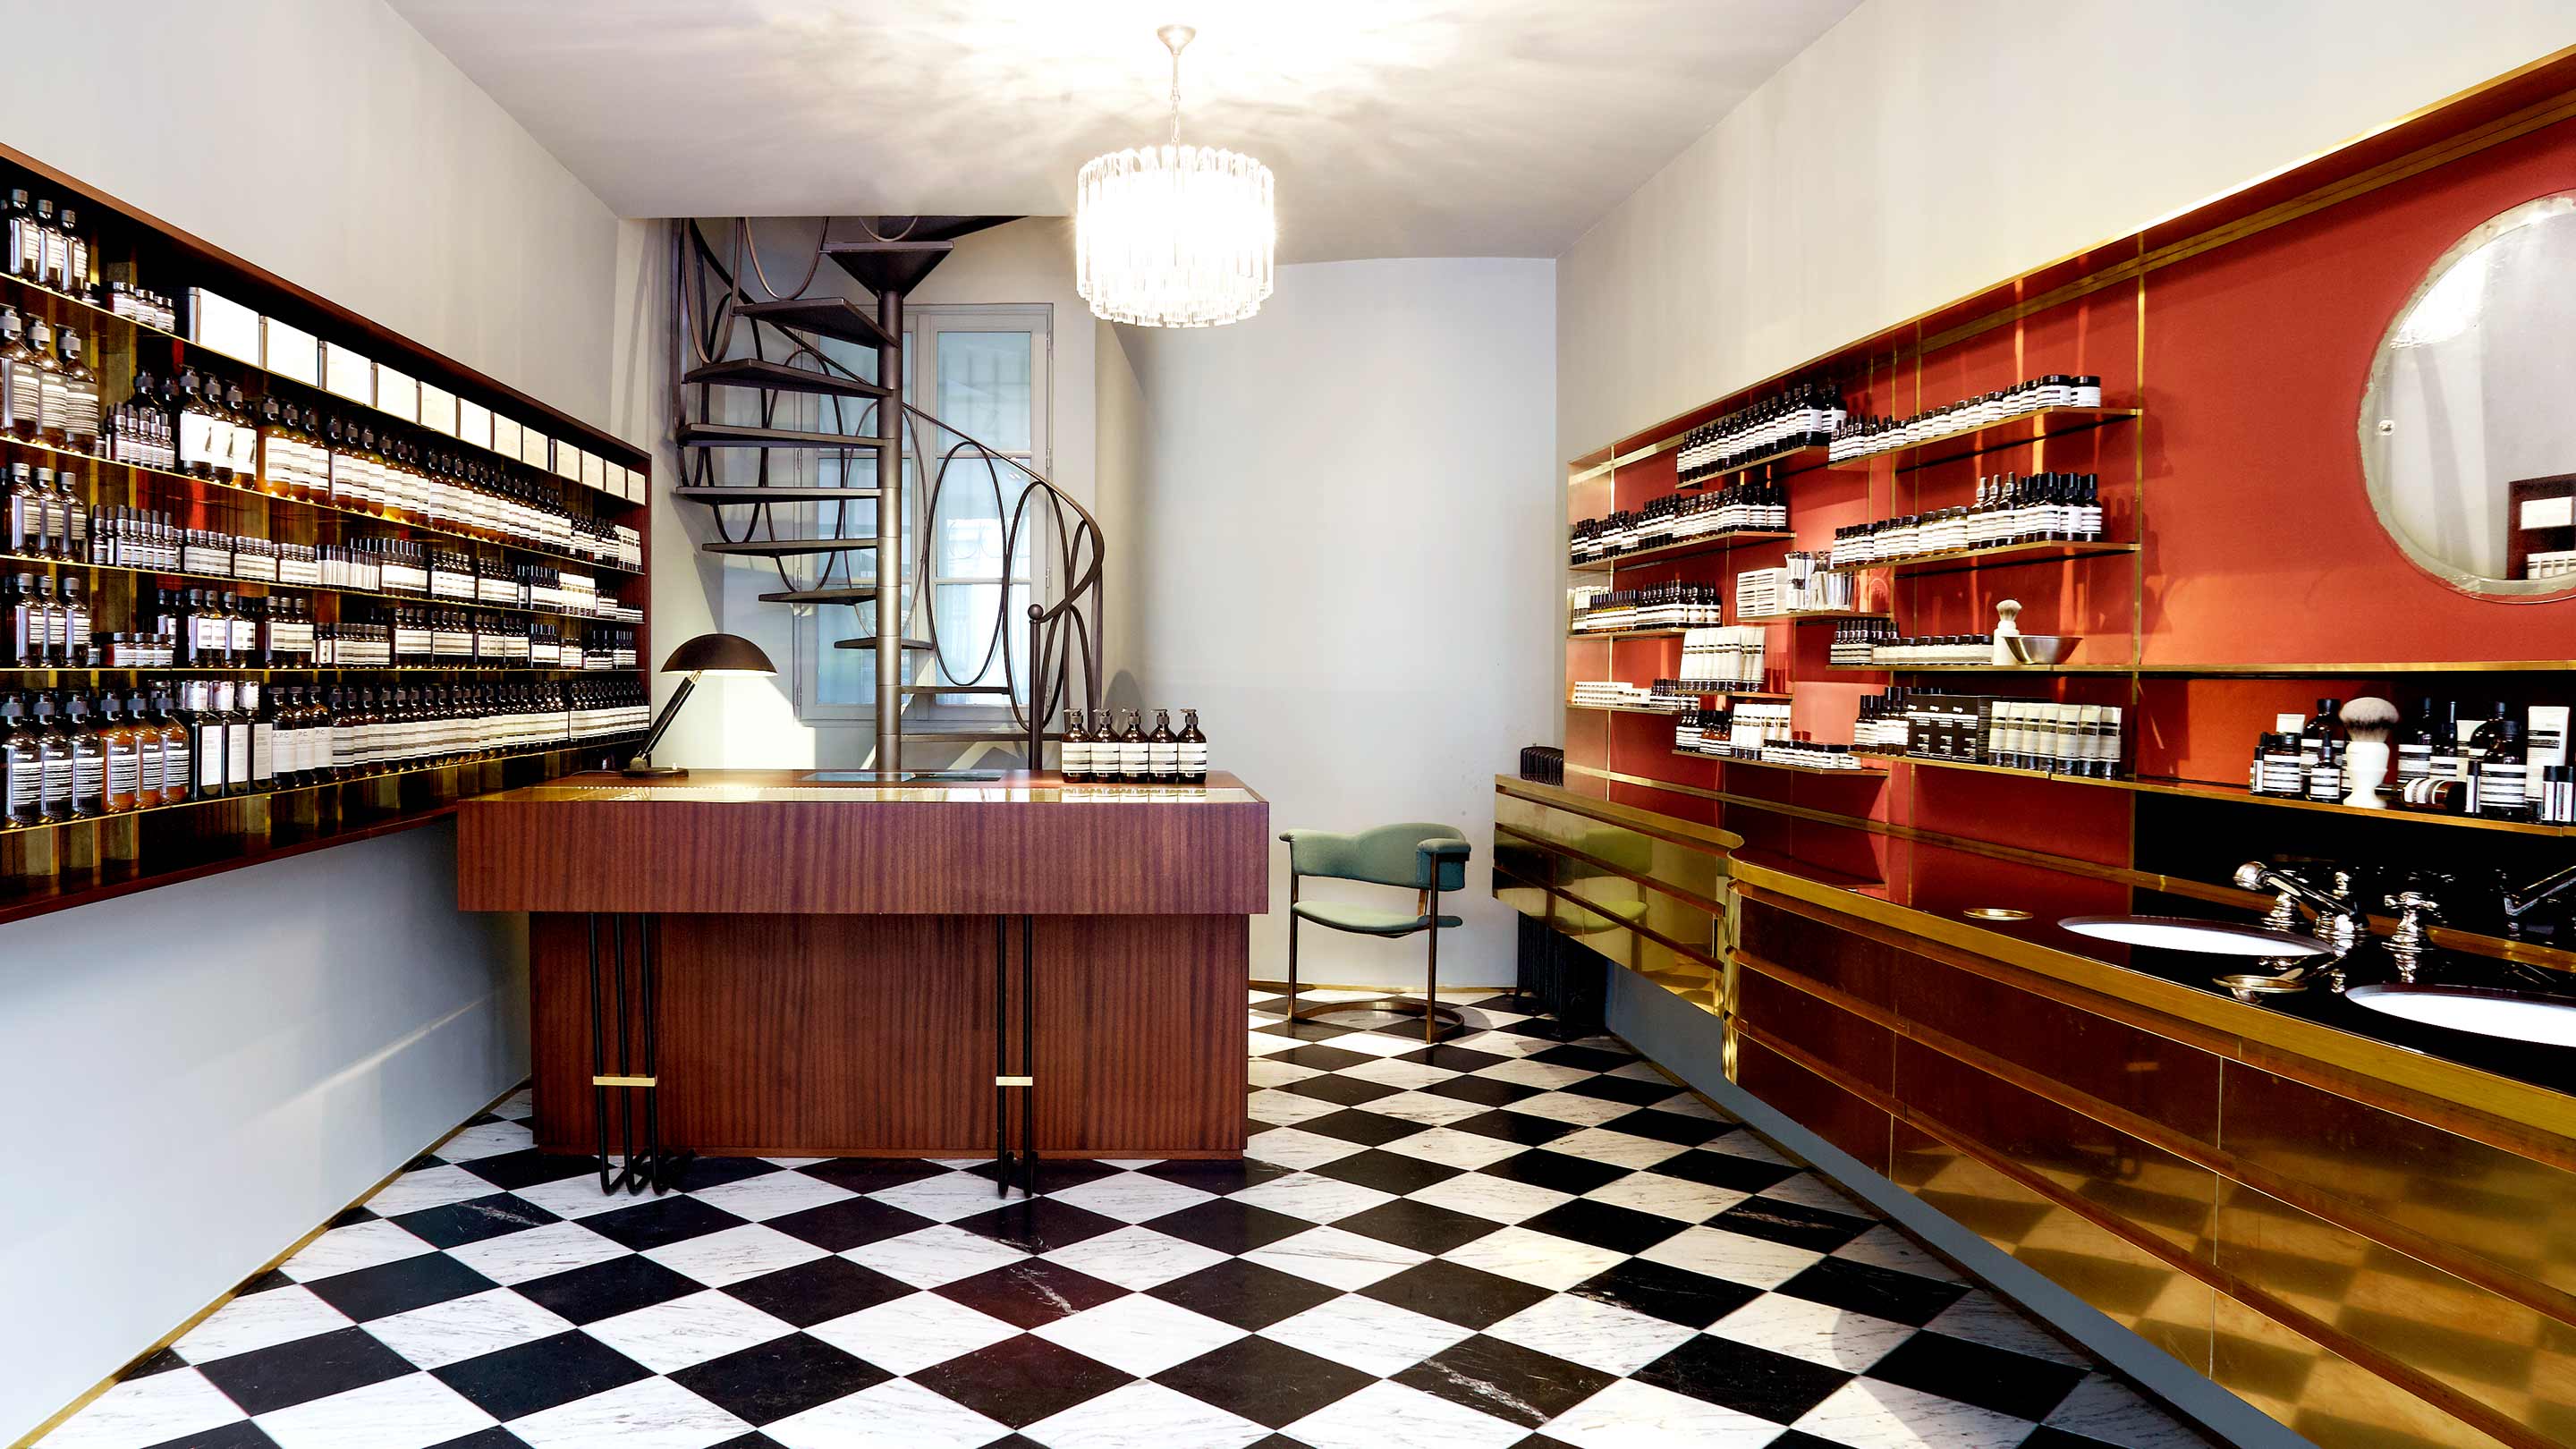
2360,193,2576,597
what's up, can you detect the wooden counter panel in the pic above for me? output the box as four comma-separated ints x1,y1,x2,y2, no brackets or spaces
530,911,1247,1158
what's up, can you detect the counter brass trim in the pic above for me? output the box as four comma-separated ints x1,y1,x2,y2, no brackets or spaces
1495,775,1744,853
590,1074,657,1089
1492,822,1733,919
1490,861,1728,979
995,1075,1033,1088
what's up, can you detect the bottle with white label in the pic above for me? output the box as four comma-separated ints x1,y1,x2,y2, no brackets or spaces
64,691,104,818
1178,709,1208,784
1148,709,1179,782
1,691,40,826
1060,708,1089,784
32,691,74,821
1117,708,1148,784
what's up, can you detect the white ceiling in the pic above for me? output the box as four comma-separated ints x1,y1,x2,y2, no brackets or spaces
389,0,1858,262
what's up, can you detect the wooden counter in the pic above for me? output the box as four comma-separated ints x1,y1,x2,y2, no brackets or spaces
459,770,1268,1160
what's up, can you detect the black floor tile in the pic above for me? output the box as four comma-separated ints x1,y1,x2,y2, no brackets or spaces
1472,1148,1631,1197
1706,1198,1877,1252
2019,1428,2148,1449
514,1254,700,1324
1445,1109,1582,1147
671,1157,789,1191
721,1256,914,1327
1865,1329,2089,1421
667,1333,888,1425
426,1430,536,1449
1650,1148,1801,1194
908,1334,1132,1428
1295,1107,1432,1148
1528,1044,1633,1074
1394,1334,1616,1428
793,1157,954,1194
127,1346,189,1377
1151,1335,1373,1428
1145,1199,1315,1256
761,1196,935,1252
142,1424,283,1449
1312,1148,1464,1195
1271,1043,1377,1072
326,1208,377,1229
1607,1108,1730,1148
1424,1074,1542,1107
1335,1198,1503,1255
706,1435,785,1449
1569,1258,1763,1329
1765,1433,1853,1449
1148,1259,1343,1331
1633,1334,1852,1422
935,1260,1127,1329
456,1148,604,1193
233,1269,295,1298
1395,1045,1511,1073
1562,1073,1679,1106
962,1158,1129,1193
1282,1073,1402,1106
1254,1018,1360,1043
1361,1260,1554,1330
1775,1257,1970,1326
583,1194,749,1251
1140,1157,1292,1194
950,1198,1127,1253
194,1327,415,1416
1519,1199,1690,1256
391,1193,562,1250
433,1331,650,1420
301,1253,498,1322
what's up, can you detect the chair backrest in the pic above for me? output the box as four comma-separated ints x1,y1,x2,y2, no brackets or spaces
1289,822,1470,892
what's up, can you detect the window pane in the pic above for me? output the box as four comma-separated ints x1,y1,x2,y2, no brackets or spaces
936,331,1032,453
929,581,1032,695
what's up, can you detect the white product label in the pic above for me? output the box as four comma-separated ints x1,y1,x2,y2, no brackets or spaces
2522,495,2576,530
250,722,275,783
227,719,250,783
1180,744,1208,774
198,726,225,788
1148,741,1179,777
1121,741,1148,774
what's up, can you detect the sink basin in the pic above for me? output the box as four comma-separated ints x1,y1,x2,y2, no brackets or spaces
2345,982,2576,1047
2058,915,2332,958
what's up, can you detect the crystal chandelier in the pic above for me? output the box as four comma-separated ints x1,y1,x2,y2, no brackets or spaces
1076,25,1275,327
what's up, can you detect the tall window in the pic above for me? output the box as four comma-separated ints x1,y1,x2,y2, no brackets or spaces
794,304,1050,729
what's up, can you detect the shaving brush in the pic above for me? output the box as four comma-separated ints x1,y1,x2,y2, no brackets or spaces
2339,697,2401,808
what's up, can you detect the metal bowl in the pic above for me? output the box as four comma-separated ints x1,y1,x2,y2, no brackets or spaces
2005,634,2080,665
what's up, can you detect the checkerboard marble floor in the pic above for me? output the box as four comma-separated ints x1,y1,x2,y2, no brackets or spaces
37,989,2210,1449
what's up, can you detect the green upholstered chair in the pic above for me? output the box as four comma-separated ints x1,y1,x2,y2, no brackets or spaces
1280,823,1473,1043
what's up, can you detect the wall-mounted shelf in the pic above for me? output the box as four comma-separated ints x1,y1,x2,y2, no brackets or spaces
1829,659,2576,677
1568,700,1690,717
1569,530,1794,572
1894,751,2568,836
1824,405,2140,475
0,553,639,629
1825,538,2139,578
1671,749,1887,779
1739,609,1893,624
1675,442,1830,489
1568,627,1700,641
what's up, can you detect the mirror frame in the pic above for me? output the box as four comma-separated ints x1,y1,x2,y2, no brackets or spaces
2358,191,2576,601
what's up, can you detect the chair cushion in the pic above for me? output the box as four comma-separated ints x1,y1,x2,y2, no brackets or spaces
1293,900,1465,936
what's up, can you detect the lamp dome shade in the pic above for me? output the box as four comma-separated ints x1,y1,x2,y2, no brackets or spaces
660,632,776,676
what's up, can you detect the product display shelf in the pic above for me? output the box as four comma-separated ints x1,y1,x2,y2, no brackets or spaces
1823,538,2140,578
2,434,644,576
0,270,641,514
1825,661,2134,674
0,551,640,629
0,665,629,676
1567,626,1696,641
1823,405,2141,476
1671,441,1830,488
1896,750,2570,837
1567,530,1795,572
1566,700,1690,717
1669,749,1888,779
1827,659,2576,676
1738,609,1894,624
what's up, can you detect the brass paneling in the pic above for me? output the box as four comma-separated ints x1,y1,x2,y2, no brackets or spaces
1740,898,1895,1011
1736,1036,1892,1175
1737,970,1894,1096
2212,1295,2522,1449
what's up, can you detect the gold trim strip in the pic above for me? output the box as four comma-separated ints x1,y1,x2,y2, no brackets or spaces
995,1075,1033,1088
1491,861,1728,975
1493,822,1733,919
1494,775,1744,852
591,1074,657,1089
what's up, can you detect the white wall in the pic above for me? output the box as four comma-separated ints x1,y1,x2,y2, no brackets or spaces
1555,0,2576,456
1124,258,1560,988
0,2,629,1437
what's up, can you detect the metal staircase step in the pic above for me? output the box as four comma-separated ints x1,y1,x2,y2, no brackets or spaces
835,637,936,650
733,297,898,350
758,586,877,604
682,357,890,399
823,240,954,295
700,538,878,557
676,486,882,504
899,684,1013,694
677,422,893,450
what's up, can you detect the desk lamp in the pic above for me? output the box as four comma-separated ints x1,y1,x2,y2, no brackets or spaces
624,632,776,778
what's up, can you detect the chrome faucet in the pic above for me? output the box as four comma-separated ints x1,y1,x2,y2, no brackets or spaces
2383,891,2443,982
2234,862,2365,953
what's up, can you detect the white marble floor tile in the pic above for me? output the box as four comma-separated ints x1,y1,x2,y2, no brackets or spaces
687,1170,857,1224
1442,1225,1627,1291
1258,1293,1476,1377
1026,1380,1272,1449
581,1289,798,1374
1373,1126,1523,1171
509,1173,650,1220
1580,1171,1747,1223
436,1119,537,1163
1706,1293,1914,1370
1448,1030,1555,1058
1030,1291,1247,1377
1470,1057,1596,1089
504,1375,751,1449
1485,1292,1698,1377
765,1377,1009,1449
642,1223,827,1288
36,1368,246,1449
1038,1224,1230,1292
1243,1126,1369,1169
365,1165,503,1216
1639,1225,1823,1290
1226,1171,1395,1224
1760,1172,1877,1216
1284,1378,1528,1449
252,1370,497,1449
278,1219,435,1281
1045,1172,1217,1224
1361,1089,1498,1127
868,1169,1023,1223
445,1220,631,1285
1243,1030,1302,1057
1337,1057,1462,1089
1503,1092,1646,1127
1543,1128,1687,1171
1925,1291,2090,1367
1247,1058,1325,1089
1317,1029,1436,1059
1698,1129,1797,1165
1833,1224,1964,1284
489,1089,535,1121
843,1224,1028,1289
360,1288,576,1371
1646,1091,1727,1121
1406,1172,1573,1224
174,1284,353,1362
1607,1061,1673,1082
805,1291,1018,1375
2044,1372,2204,1447
1241,1224,1431,1290
1791,1377,2035,1449
1246,1088,1343,1126
1544,1377,1784,1449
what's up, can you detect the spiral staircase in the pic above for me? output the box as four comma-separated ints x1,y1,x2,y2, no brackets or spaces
671,218,1105,769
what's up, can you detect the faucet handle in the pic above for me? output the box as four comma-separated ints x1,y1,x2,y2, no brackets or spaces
2385,889,2443,919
